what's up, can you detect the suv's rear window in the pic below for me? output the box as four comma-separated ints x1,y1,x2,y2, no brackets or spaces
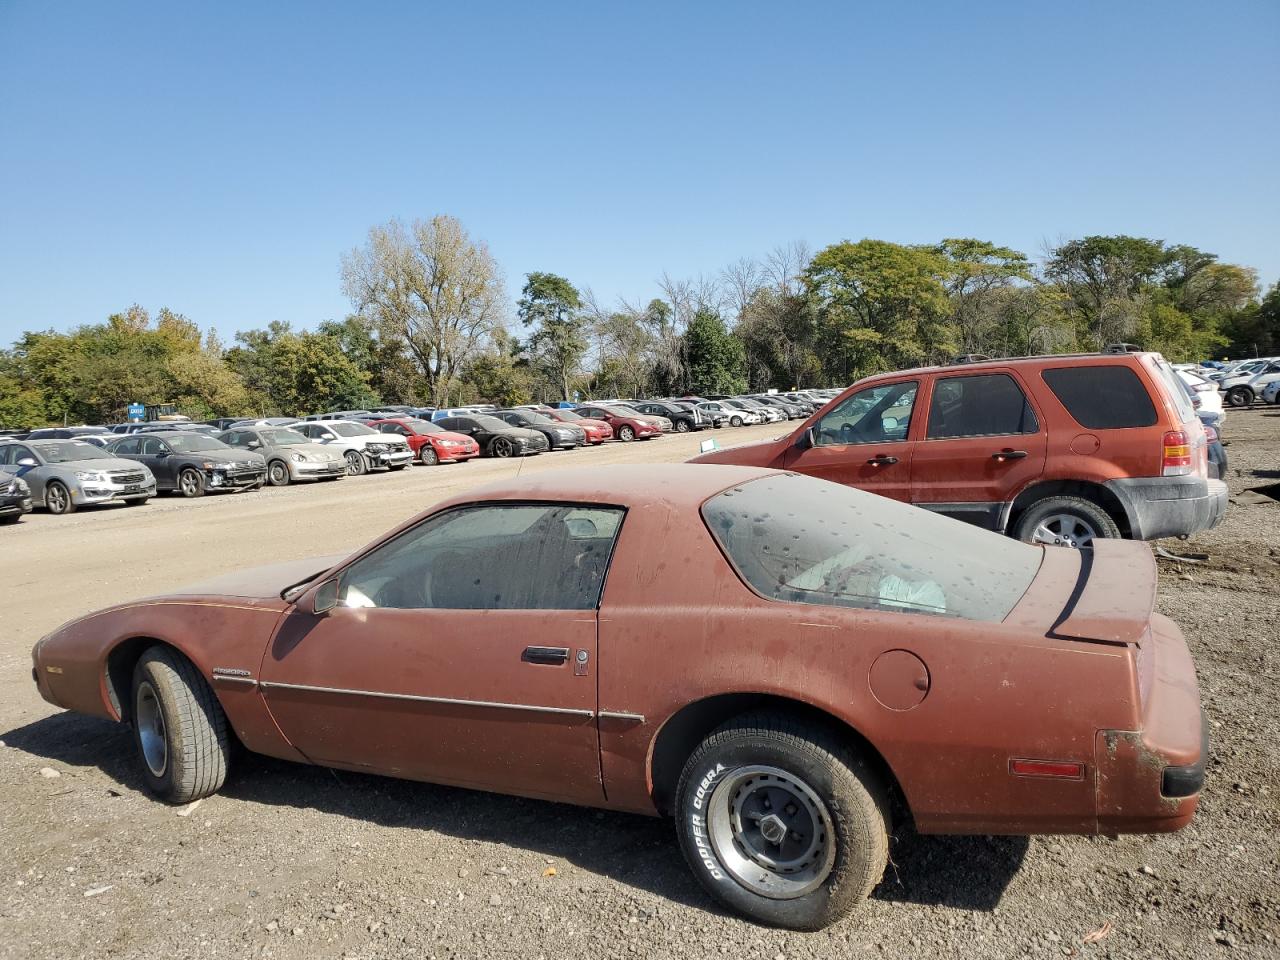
1041,366,1157,429
701,474,1040,622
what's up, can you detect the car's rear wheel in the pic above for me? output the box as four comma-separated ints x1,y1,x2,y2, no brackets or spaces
419,446,439,466
675,714,889,931
131,647,230,804
344,450,366,476
177,468,205,498
45,480,75,515
267,460,290,486
730,415,744,427
1226,385,1254,407
490,437,514,458
1013,496,1120,549
618,425,635,442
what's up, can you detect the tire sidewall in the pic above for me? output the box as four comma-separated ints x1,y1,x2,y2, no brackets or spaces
675,419,690,433
619,425,635,441
268,460,290,486
132,658,180,797
675,732,883,930
45,481,72,514
420,445,439,466
1014,497,1118,546
178,468,205,497
344,450,366,475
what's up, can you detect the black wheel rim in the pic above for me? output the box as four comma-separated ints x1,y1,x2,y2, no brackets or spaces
493,438,512,457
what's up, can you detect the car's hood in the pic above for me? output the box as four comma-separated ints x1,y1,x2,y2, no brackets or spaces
60,456,155,473
433,431,476,444
170,553,349,599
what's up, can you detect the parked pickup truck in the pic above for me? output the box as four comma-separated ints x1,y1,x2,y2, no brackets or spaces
691,351,1228,549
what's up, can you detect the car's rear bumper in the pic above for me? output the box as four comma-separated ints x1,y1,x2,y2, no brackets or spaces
1094,613,1205,834
1105,475,1229,540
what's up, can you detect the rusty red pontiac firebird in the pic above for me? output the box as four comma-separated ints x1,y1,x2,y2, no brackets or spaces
31,464,1205,929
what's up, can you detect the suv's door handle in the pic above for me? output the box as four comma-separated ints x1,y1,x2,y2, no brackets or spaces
522,646,570,665
866,455,899,466
992,449,1028,460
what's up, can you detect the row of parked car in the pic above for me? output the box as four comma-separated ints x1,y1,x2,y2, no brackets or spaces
1187,356,1280,408
0,391,842,522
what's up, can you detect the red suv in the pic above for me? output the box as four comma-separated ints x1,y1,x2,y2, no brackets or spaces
691,352,1228,547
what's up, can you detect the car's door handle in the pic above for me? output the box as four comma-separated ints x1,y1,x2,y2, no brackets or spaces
866,455,899,466
992,449,1029,460
522,646,570,665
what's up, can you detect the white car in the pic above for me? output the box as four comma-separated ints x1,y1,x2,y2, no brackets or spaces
293,420,414,475
1221,359,1280,407
698,402,761,427
1261,380,1280,404
1176,369,1224,419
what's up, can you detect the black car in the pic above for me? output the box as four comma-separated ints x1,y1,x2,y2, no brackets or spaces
436,415,548,458
0,469,32,523
106,431,267,497
633,401,710,433
23,426,116,441
493,409,585,449
749,395,808,419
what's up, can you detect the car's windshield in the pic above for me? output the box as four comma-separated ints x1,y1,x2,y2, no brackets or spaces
702,473,1041,622
30,440,101,463
470,415,510,431
403,418,443,434
261,429,308,446
165,434,227,453
554,409,584,421
608,405,643,417
516,411,553,425
329,421,377,437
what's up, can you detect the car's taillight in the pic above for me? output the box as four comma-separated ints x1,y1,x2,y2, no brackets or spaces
1203,424,1218,443
1162,430,1192,476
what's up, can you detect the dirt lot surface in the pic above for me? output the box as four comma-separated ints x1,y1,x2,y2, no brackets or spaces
2,416,1278,960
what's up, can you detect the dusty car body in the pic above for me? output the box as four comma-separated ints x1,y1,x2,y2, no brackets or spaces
0,438,157,513
217,426,347,485
31,464,1204,929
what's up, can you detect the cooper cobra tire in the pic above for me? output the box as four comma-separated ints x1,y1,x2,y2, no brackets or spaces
618,425,635,441
344,450,367,476
675,713,889,931
177,468,205,498
267,460,290,486
44,480,75,514
1226,386,1254,407
131,647,230,804
1012,495,1120,549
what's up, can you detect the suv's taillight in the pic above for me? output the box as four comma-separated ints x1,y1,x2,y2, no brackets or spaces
1162,430,1192,476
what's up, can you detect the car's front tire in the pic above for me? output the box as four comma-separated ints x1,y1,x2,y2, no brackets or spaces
1226,385,1254,407
44,480,75,515
618,425,635,442
730,415,744,427
130,647,230,804
675,419,691,433
344,450,366,476
419,446,439,466
267,460,291,486
675,714,889,931
490,437,514,458
177,468,205,498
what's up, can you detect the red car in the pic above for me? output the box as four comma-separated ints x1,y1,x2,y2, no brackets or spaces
369,417,479,466
31,464,1202,930
575,403,664,441
540,407,613,444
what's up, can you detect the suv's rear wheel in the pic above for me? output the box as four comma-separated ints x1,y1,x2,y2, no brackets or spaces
674,714,889,931
1013,496,1120,549
1226,385,1255,407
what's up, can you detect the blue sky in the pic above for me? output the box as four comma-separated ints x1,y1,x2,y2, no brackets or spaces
1,1,1277,345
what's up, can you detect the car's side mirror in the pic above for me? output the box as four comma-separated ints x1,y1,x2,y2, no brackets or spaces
16,457,36,467
248,441,261,449
796,427,815,450
307,578,341,615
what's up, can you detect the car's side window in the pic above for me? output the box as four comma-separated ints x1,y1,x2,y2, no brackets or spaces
925,374,1039,439
814,382,917,447
113,438,141,455
338,503,626,612
138,437,164,456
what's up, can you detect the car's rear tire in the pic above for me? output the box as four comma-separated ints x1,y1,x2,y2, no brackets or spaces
344,450,366,476
45,480,75,515
267,460,290,486
1012,496,1120,549
618,425,635,442
419,446,439,466
1226,386,1254,407
131,647,230,804
177,468,205,498
675,713,889,931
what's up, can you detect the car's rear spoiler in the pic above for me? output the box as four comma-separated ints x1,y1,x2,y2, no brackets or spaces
1052,539,1157,645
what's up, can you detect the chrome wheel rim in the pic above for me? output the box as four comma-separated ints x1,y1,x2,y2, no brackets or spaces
706,765,835,900
344,451,362,475
1030,513,1097,548
620,426,634,441
180,471,200,496
47,484,67,513
420,447,437,465
135,681,168,777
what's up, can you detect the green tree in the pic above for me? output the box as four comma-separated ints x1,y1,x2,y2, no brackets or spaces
227,323,377,415
934,239,1033,354
684,308,745,394
518,272,587,401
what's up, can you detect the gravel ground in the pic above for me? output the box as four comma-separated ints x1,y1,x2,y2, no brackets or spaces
1,416,1278,960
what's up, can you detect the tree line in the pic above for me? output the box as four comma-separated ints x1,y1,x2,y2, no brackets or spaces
2,214,1277,428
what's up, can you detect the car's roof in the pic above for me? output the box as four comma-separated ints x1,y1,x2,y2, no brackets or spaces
856,351,1167,384
445,463,778,510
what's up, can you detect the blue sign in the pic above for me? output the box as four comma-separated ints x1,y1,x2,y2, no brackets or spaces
127,403,145,421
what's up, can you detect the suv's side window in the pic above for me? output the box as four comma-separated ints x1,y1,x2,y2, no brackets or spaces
338,503,626,611
1041,366,1157,429
925,374,1039,439
815,382,918,446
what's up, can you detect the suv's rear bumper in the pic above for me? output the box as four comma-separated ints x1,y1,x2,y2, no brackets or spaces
1105,476,1228,540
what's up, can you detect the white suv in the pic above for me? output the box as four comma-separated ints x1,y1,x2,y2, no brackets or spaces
294,420,413,475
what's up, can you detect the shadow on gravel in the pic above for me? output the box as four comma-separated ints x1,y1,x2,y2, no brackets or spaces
7,712,1025,914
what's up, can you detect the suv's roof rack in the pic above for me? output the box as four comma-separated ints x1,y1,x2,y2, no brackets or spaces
1102,343,1144,354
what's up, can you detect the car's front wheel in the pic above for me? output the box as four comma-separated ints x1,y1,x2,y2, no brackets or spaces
44,480,75,515
618,425,635,442
675,419,691,433
131,647,230,804
730,415,744,427
344,450,366,476
177,468,205,498
1226,385,1254,407
675,714,889,931
267,460,291,486
490,437,514,458
419,446,439,466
